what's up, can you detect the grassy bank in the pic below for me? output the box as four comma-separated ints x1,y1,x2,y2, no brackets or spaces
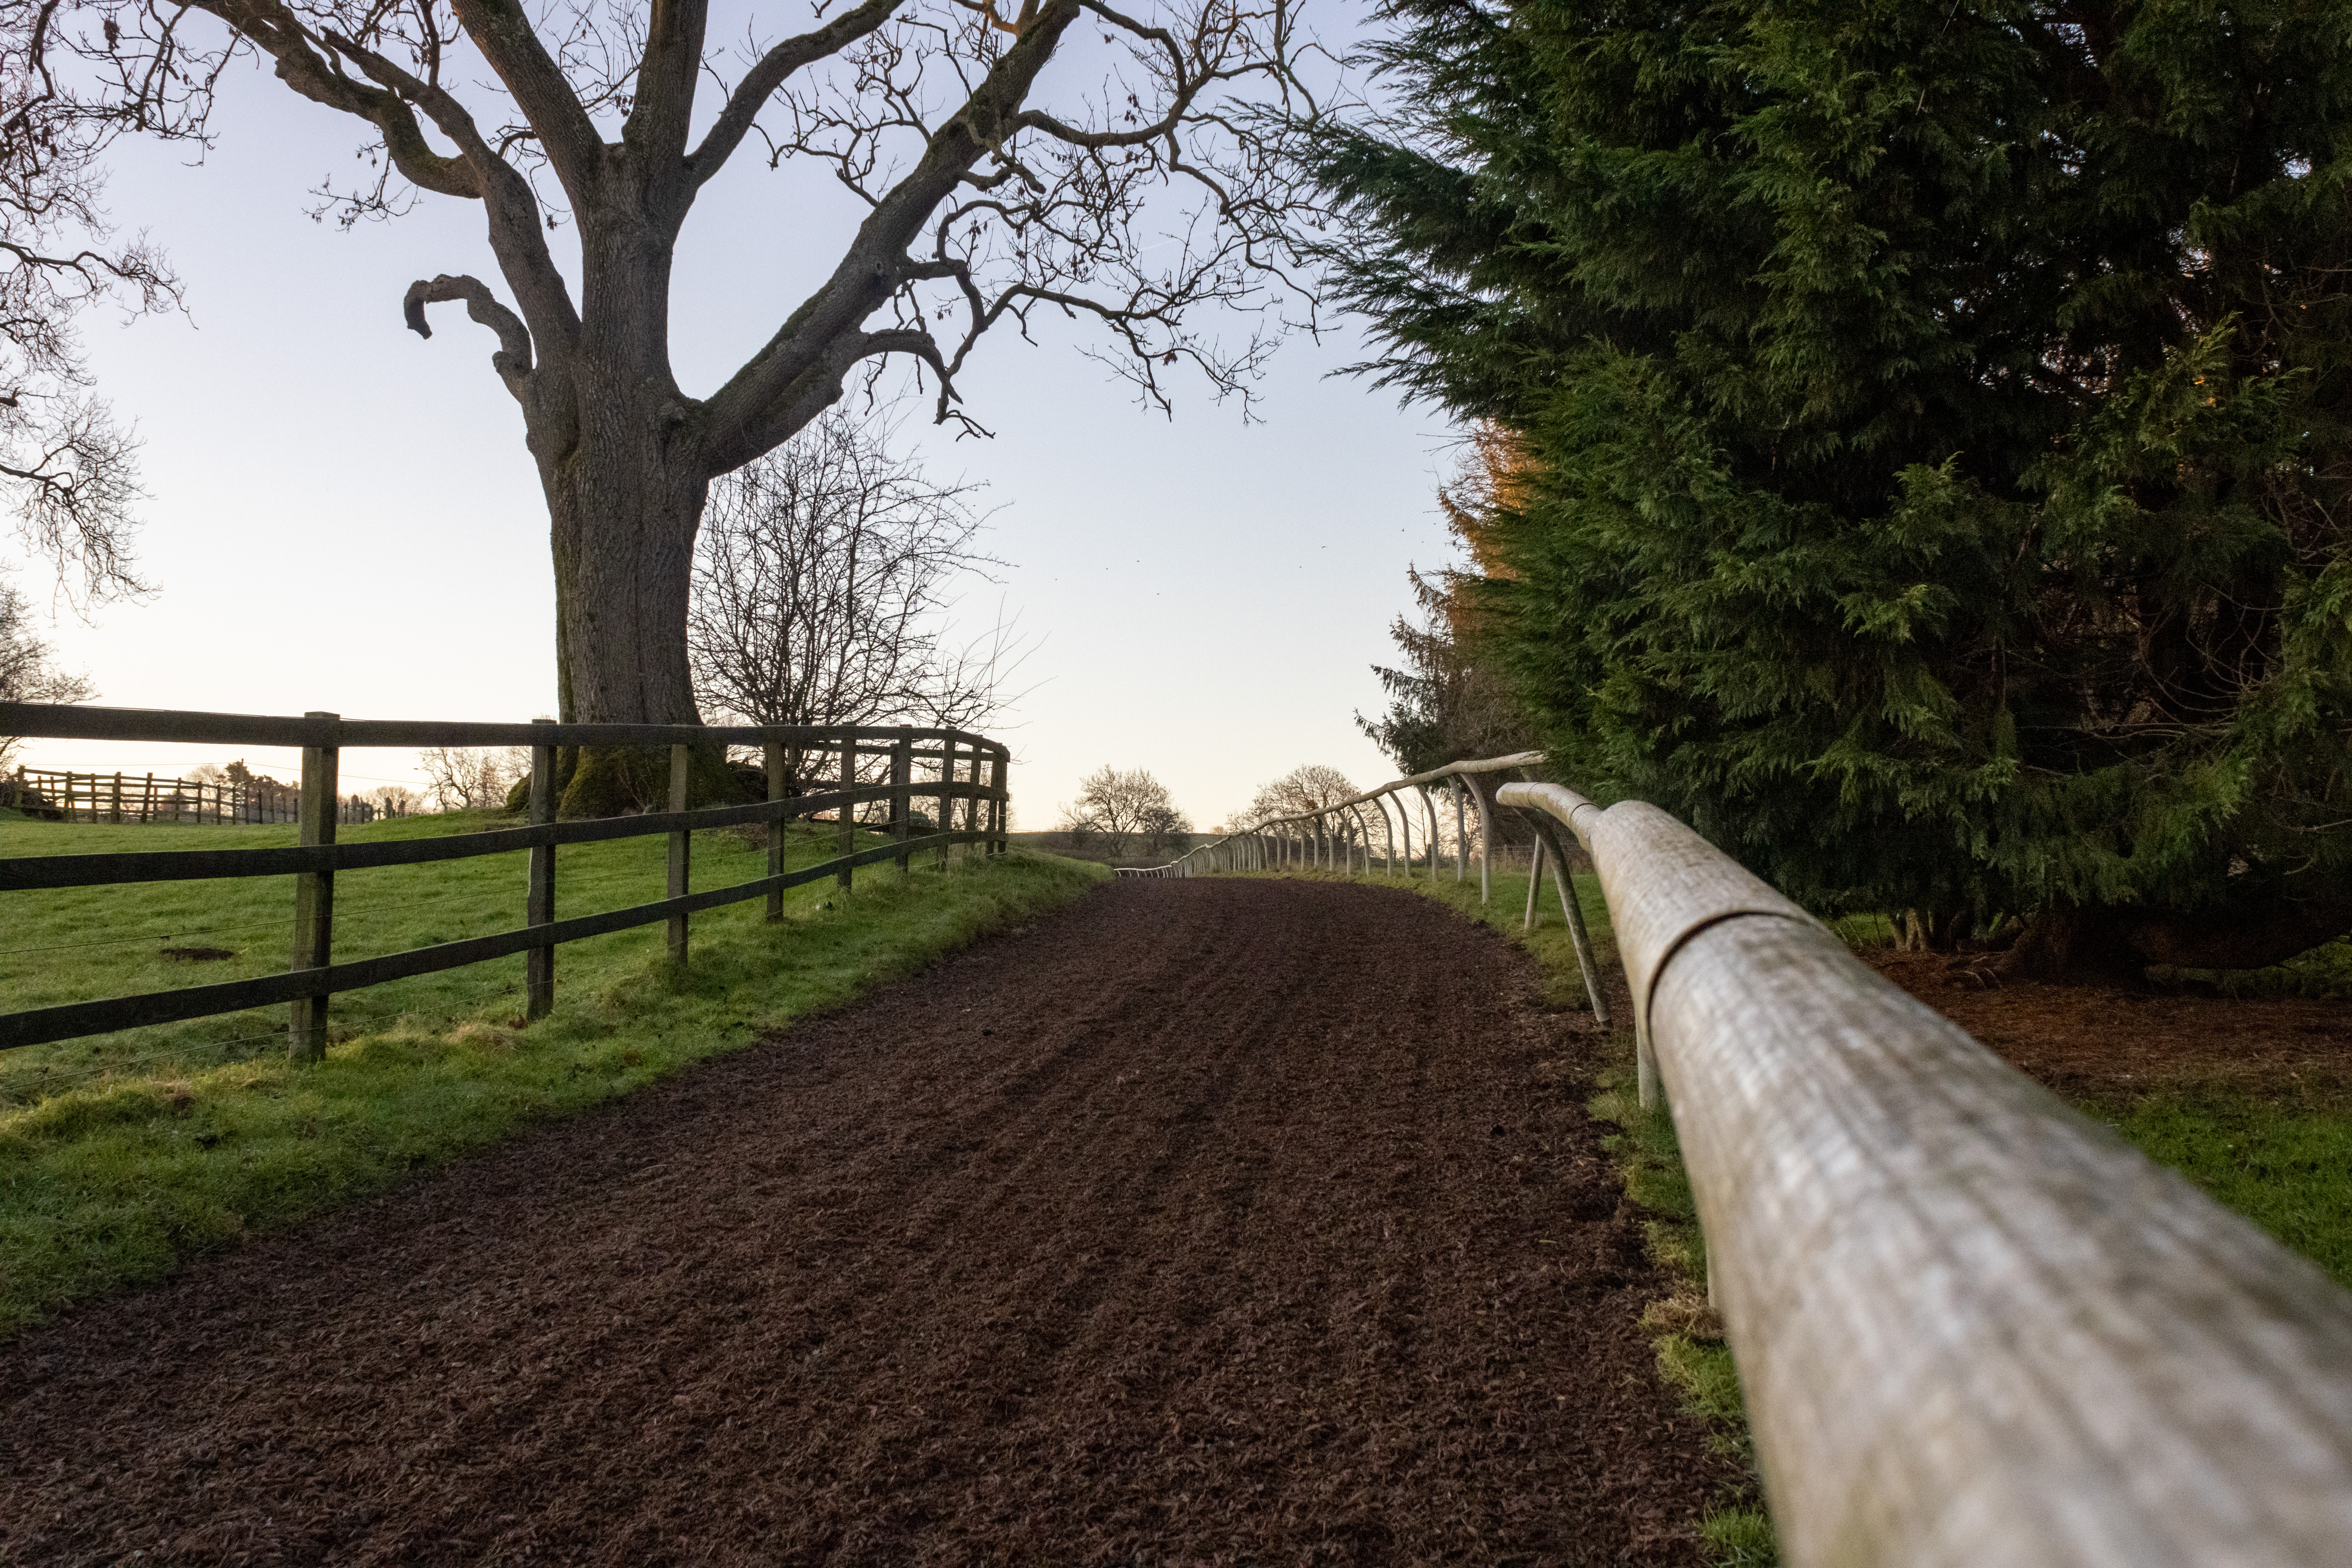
2087,1085,2352,1289
0,816,1103,1337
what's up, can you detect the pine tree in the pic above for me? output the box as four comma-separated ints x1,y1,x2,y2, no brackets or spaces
1311,0,2352,975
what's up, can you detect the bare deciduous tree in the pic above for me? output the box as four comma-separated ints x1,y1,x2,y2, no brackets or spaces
0,3,180,603
1136,798,1191,857
39,0,1321,754
1246,762,1354,824
687,403,1025,790
370,782,418,815
416,744,527,812
0,569,92,766
1059,763,1181,858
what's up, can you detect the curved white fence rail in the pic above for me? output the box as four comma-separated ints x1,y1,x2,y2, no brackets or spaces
1119,751,1613,1024
1129,753,2352,1567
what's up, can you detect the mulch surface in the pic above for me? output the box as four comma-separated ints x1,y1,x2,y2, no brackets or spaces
0,879,1728,1565
1867,951,2352,1103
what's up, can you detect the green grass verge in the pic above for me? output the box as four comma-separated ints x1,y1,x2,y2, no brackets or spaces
1264,861,1779,1567
2085,1085,2352,1289
0,812,1104,1338
1820,909,2352,1289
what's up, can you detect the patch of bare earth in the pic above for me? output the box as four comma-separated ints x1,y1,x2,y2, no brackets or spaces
1867,951,2352,1103
0,879,1731,1565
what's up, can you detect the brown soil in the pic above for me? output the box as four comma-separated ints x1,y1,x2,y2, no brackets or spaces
0,879,1731,1565
1867,951,2352,1103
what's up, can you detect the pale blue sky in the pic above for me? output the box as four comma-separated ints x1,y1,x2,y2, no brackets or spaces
24,3,1461,833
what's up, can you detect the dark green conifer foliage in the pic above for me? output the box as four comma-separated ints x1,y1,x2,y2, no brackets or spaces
1311,0,2352,966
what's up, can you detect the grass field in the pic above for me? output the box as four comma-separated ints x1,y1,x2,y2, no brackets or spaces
0,811,1103,1336
2092,1085,2352,1289
0,808,908,1104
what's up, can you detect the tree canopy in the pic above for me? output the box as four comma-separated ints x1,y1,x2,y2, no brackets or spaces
19,0,1315,786
1311,0,2352,971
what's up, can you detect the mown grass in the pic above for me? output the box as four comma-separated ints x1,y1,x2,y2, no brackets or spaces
2087,1086,2352,1289
0,811,1103,1338
1266,860,1779,1566
1834,915,2352,1289
0,809,907,1102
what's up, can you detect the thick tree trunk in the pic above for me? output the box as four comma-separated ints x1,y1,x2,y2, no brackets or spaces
1995,888,2352,983
508,189,724,730
528,348,748,816
1993,904,2151,987
2118,891,2352,971
545,454,707,726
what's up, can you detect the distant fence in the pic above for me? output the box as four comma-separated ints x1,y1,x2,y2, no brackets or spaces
6,766,399,826
0,704,1009,1060
1128,751,2352,1566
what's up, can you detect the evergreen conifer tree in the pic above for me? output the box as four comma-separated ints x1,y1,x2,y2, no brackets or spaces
1312,0,2352,974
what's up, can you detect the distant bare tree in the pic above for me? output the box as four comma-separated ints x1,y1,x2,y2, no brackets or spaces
27,0,1319,735
0,571,92,767
1137,799,1192,858
1060,764,1179,859
0,8,181,602
417,745,526,813
370,782,419,816
688,405,1027,791
1247,763,1356,824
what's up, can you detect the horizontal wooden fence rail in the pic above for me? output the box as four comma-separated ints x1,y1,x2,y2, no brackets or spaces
1133,747,2352,1565
0,703,1010,1058
2,766,398,826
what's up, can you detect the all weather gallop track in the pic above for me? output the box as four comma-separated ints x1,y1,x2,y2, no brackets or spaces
0,878,1726,1564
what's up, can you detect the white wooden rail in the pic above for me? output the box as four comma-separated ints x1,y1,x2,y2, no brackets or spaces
1118,751,1614,1024
1129,755,2352,1566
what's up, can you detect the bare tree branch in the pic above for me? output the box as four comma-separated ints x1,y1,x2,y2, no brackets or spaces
682,0,907,203
688,400,1025,763
403,271,533,398
443,0,604,205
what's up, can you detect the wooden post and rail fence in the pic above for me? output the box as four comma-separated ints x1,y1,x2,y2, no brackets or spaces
4,764,400,825
1123,750,2352,1566
0,703,1009,1062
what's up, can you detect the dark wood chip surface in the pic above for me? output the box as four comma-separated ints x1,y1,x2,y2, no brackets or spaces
1,878,1727,1564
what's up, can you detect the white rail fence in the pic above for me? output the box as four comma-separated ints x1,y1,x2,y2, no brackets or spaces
1122,751,2352,1567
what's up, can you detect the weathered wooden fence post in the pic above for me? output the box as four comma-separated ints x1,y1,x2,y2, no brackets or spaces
962,746,979,840
1472,777,1492,904
289,711,338,1062
988,746,1007,854
927,738,946,869
837,726,857,889
1454,779,1466,882
891,729,913,879
667,744,691,966
765,737,789,921
1526,815,1615,1033
527,719,557,1020
1523,831,1544,931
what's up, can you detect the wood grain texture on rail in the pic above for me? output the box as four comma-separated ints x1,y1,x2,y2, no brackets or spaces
1499,779,2352,1568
